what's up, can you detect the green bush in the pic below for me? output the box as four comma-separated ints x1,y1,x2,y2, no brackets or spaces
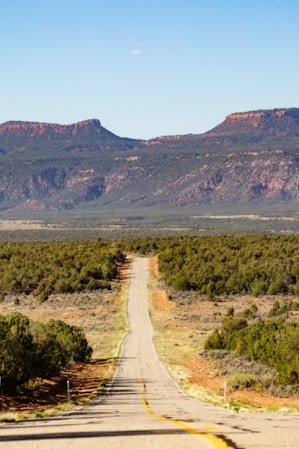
0,312,92,393
0,313,35,393
204,316,299,386
228,373,258,390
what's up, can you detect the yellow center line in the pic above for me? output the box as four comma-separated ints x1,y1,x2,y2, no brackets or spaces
140,379,233,449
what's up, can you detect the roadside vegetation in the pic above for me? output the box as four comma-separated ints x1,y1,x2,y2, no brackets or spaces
123,235,299,397
205,315,299,388
1,233,299,408
0,238,126,408
0,311,92,394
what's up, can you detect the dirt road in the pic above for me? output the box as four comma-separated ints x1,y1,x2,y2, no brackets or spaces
1,257,299,448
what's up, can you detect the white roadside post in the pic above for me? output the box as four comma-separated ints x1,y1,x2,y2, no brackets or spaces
67,380,71,402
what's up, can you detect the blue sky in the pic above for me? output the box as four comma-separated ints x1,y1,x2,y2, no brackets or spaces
1,0,299,139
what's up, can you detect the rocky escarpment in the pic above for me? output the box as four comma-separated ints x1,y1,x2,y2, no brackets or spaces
0,119,140,154
1,108,299,214
170,150,299,204
144,108,299,150
0,119,106,140
210,108,299,135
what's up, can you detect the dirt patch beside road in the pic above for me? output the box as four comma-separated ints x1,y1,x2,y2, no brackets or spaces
0,360,112,414
185,359,299,410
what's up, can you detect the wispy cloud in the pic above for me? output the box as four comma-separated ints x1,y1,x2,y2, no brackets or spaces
130,49,141,56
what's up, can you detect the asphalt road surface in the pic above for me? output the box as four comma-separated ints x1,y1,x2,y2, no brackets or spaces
1,257,299,448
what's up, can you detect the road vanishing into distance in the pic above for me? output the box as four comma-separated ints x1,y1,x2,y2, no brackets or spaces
1,257,299,448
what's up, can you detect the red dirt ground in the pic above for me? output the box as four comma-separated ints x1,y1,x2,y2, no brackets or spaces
0,359,113,413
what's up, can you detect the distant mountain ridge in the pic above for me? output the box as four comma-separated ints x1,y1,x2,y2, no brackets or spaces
0,118,113,136
146,108,299,149
210,108,299,137
217,107,299,127
0,118,140,154
1,108,299,217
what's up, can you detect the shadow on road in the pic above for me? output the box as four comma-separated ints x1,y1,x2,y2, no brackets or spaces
0,428,186,442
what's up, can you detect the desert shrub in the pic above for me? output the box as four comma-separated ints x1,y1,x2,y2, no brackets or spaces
209,350,277,392
32,319,92,378
226,306,235,317
242,308,253,319
228,373,258,390
269,383,299,397
0,312,35,393
251,279,268,297
268,300,298,317
0,312,92,393
204,329,224,350
228,372,276,391
204,317,299,386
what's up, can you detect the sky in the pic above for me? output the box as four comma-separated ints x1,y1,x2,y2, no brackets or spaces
1,0,299,139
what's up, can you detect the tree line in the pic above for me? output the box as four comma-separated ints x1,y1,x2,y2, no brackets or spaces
0,239,125,301
155,234,299,297
121,234,299,297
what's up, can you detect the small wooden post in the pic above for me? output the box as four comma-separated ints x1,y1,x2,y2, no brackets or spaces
199,351,207,376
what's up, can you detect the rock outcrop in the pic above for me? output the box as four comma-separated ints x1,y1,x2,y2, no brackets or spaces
209,108,299,134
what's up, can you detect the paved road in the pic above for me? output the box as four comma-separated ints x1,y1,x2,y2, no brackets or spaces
1,257,299,448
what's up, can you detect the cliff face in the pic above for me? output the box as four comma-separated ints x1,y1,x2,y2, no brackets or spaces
0,119,139,155
0,119,103,137
1,109,299,214
209,108,299,134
